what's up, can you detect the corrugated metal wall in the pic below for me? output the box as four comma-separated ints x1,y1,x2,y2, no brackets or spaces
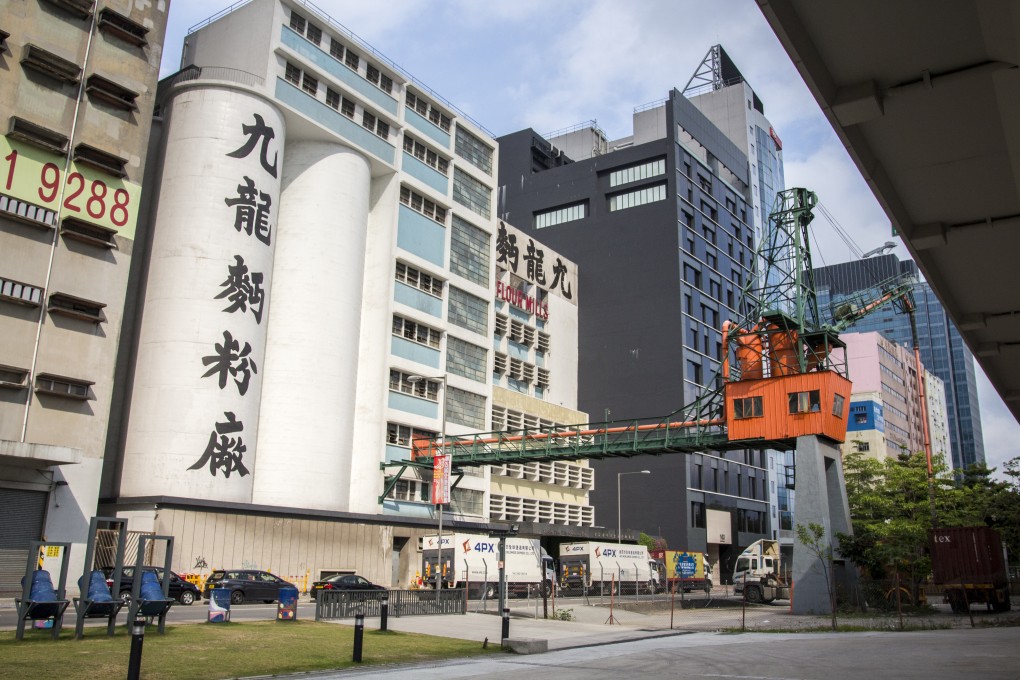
156,508,428,588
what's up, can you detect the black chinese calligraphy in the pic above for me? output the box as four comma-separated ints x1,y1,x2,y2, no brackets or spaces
523,239,547,285
189,412,250,478
215,255,266,324
224,176,272,245
496,222,519,270
550,257,573,299
201,330,258,396
226,113,278,178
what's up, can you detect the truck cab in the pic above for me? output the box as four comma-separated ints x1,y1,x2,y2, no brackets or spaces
732,539,789,604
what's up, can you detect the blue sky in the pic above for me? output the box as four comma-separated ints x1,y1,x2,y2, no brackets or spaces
160,0,1019,478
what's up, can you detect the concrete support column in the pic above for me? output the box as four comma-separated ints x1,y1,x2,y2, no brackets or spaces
790,435,859,614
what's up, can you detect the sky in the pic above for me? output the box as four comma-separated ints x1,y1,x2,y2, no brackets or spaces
158,0,1019,479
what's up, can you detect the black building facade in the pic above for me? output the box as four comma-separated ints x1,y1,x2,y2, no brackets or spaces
497,89,771,578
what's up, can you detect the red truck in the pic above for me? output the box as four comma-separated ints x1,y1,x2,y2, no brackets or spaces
929,526,1011,613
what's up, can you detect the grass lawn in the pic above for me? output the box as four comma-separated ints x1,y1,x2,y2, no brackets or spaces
1,620,500,679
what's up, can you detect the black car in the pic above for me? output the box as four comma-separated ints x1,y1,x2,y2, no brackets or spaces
103,567,201,605
310,574,386,599
202,569,296,605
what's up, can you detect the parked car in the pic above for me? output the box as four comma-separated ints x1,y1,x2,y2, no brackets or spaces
103,567,201,605
202,569,296,605
311,574,386,599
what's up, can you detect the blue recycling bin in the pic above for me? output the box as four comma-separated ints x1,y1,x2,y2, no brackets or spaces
208,587,230,623
277,586,298,621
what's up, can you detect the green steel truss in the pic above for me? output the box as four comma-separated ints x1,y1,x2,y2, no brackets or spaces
380,384,796,488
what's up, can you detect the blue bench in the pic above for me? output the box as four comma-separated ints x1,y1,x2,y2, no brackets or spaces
73,570,125,638
15,570,70,640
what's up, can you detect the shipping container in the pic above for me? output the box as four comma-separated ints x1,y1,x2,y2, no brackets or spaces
929,526,1011,613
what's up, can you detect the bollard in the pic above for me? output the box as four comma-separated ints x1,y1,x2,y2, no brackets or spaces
127,614,146,680
380,592,389,632
501,607,510,645
353,612,364,662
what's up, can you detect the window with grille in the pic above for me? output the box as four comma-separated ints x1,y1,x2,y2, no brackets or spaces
285,62,301,86
448,287,488,335
446,386,485,428
402,135,449,175
345,49,360,70
395,262,443,297
494,314,508,337
365,64,393,94
536,368,550,390
392,315,441,349
399,186,448,225
454,125,493,175
446,336,487,383
493,353,507,375
388,370,440,401
387,422,437,447
509,319,523,344
35,373,92,400
450,216,490,286
301,72,317,96
0,277,43,306
452,168,491,219
405,92,451,132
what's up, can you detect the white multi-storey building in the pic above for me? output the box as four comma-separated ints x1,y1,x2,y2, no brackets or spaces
105,0,588,588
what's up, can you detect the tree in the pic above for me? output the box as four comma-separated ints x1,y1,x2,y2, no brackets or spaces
637,532,667,552
796,522,837,630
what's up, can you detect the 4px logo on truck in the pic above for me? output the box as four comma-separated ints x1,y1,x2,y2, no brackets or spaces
462,540,498,554
595,547,617,558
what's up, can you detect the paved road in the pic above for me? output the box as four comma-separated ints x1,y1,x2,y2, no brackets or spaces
288,627,1020,680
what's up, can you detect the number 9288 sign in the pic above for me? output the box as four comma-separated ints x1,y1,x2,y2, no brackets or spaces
1,135,141,238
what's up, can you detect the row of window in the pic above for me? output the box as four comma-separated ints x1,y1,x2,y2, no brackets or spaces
403,134,449,175
535,202,586,229
289,11,394,95
492,353,550,389
392,314,441,349
608,183,667,212
491,461,593,489
285,61,391,140
609,158,666,188
1,276,106,323
400,186,448,225
0,365,92,400
490,495,594,527
395,261,443,298
388,369,440,402
731,391,846,418
405,92,451,133
494,314,550,352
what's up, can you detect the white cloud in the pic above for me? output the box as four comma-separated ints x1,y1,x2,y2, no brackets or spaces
976,368,1020,480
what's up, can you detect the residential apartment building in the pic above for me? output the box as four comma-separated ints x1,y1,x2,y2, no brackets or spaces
497,86,772,578
814,255,985,470
103,0,591,589
0,0,169,594
840,332,950,462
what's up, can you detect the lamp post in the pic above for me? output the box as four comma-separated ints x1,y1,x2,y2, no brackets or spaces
618,470,650,543
408,374,448,588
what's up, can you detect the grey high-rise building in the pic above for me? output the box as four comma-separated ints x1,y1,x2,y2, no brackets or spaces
497,84,773,578
813,255,985,470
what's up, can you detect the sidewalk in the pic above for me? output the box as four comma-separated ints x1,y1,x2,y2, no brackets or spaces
342,606,689,654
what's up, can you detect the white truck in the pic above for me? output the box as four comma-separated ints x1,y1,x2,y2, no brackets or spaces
421,533,555,599
732,539,790,604
559,542,662,595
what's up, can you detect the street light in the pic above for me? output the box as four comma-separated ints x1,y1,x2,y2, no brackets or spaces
408,374,448,588
618,470,650,543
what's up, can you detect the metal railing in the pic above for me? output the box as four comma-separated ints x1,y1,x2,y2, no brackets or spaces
315,589,466,620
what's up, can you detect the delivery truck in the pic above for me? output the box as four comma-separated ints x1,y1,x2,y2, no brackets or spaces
559,542,662,595
930,526,1011,613
732,539,790,603
650,550,713,593
421,533,554,599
